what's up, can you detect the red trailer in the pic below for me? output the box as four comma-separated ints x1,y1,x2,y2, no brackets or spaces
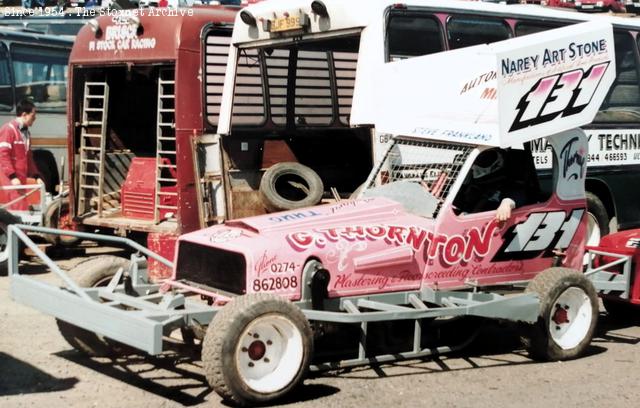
66,7,238,278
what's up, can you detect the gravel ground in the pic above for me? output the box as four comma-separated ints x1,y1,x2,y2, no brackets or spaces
2,246,640,408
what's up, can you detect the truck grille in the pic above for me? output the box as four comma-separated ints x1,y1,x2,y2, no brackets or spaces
175,242,246,294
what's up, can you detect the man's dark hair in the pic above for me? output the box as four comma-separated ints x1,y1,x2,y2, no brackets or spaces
16,100,35,116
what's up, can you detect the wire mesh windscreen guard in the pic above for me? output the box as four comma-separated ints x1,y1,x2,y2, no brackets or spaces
364,139,473,217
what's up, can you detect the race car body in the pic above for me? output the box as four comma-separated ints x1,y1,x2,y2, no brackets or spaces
7,6,620,406
176,129,589,300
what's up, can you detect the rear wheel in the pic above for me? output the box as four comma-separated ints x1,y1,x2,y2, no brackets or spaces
522,268,598,361
32,150,60,195
586,192,609,246
43,197,80,246
203,293,312,406
56,255,133,357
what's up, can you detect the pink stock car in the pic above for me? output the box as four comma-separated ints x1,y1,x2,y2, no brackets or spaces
8,18,622,407
178,133,588,300
166,129,595,403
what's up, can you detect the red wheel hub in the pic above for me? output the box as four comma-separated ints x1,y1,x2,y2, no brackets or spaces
552,304,570,325
248,340,266,361
59,213,73,230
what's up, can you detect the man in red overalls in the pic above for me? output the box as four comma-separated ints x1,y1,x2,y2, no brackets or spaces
0,100,42,211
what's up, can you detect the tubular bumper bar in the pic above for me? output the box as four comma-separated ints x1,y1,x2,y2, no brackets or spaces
7,225,212,355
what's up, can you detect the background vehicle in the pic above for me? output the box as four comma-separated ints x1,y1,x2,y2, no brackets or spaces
575,0,626,12
624,0,640,13
0,181,76,273
547,0,576,7
0,27,72,190
0,13,93,37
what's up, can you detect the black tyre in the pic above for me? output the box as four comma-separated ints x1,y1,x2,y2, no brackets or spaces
0,208,20,275
259,162,324,213
203,293,313,406
32,149,60,195
522,268,598,361
43,197,80,247
56,255,133,357
585,192,609,247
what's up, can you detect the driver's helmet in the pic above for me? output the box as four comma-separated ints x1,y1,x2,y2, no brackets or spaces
471,149,505,179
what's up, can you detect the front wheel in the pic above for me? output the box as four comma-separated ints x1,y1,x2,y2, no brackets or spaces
56,255,133,357
522,268,598,361
203,293,313,406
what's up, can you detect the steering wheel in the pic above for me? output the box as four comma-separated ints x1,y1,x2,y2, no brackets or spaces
420,167,449,198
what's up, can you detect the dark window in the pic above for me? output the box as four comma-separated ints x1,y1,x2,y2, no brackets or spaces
447,16,511,50
595,31,640,123
387,14,444,61
514,21,565,37
29,23,85,36
11,44,68,113
454,145,544,215
0,43,12,112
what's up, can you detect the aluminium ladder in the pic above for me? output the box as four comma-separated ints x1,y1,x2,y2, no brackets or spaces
154,69,178,224
78,81,109,217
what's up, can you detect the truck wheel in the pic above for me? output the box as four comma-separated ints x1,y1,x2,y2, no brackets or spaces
586,192,609,246
259,162,324,213
43,197,80,247
32,150,60,195
0,208,21,275
202,293,312,406
522,268,598,361
56,256,132,357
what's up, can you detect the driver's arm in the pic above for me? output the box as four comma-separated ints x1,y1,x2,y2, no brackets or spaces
495,198,516,222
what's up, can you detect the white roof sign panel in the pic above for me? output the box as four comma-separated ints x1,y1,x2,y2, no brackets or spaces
368,21,615,147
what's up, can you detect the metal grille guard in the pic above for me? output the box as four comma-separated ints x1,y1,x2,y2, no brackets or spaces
8,225,215,355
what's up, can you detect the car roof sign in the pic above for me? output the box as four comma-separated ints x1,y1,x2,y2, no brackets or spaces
366,21,615,148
